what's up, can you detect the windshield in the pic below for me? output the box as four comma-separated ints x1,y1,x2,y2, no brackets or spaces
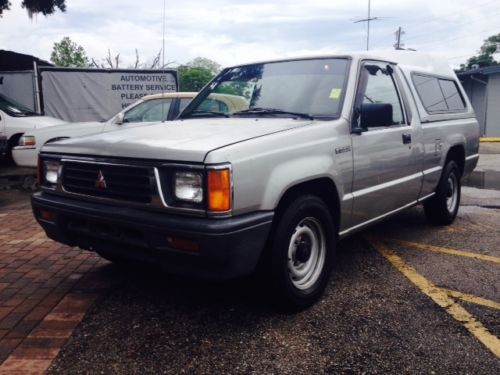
122,98,172,123
0,94,38,117
181,58,349,119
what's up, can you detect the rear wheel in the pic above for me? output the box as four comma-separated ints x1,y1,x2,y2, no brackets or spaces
266,195,336,310
424,161,461,225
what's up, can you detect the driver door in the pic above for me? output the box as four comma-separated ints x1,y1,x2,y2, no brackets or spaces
350,61,421,226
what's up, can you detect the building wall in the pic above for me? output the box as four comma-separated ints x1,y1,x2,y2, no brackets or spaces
461,77,487,136
486,75,500,137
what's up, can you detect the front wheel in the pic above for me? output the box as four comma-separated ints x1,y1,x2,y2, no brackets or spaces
424,160,461,225
266,195,336,310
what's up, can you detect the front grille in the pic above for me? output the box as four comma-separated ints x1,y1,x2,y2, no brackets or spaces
62,161,153,204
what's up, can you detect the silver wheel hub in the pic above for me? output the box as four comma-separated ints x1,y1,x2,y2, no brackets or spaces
287,217,326,290
446,173,458,212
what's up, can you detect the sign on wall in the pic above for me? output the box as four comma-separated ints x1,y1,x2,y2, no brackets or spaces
40,68,177,122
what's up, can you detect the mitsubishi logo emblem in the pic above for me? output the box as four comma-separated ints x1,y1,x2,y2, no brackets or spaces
95,170,107,189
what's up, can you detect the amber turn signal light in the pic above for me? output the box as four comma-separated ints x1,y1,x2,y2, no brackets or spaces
207,169,231,212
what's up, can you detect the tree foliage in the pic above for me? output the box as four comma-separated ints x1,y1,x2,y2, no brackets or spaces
178,57,220,91
178,66,214,91
461,33,500,70
50,36,89,68
0,0,66,18
185,57,221,75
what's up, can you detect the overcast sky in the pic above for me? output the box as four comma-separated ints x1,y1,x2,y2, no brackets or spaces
0,0,499,68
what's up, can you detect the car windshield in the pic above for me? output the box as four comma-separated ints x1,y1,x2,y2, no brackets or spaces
122,98,172,123
0,94,38,117
181,58,349,119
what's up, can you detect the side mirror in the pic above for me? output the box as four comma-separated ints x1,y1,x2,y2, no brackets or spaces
359,103,393,128
115,113,124,125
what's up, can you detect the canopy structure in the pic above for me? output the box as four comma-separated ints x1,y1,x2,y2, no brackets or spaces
0,50,53,71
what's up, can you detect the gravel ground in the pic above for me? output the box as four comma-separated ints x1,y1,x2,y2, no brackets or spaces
48,206,500,374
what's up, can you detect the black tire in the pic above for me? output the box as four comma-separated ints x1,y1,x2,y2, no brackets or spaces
424,160,461,225
96,251,130,264
266,195,336,311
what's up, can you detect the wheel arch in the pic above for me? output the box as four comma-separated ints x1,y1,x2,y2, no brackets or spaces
445,144,465,177
274,177,341,231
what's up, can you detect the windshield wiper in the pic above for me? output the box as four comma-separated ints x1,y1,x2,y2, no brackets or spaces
233,107,314,120
182,111,230,118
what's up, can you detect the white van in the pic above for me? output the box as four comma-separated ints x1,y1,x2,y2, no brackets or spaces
0,94,65,160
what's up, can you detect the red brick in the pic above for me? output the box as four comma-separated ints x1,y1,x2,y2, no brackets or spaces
0,338,22,361
10,346,60,360
20,337,67,349
0,312,25,330
5,320,39,339
0,358,53,374
28,327,74,339
0,307,13,320
24,306,53,321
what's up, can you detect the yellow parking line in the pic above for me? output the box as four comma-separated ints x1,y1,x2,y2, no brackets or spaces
480,137,500,142
439,288,500,311
388,239,500,265
366,236,500,358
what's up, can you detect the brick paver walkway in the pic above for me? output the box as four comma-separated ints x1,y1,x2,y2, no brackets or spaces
0,203,111,374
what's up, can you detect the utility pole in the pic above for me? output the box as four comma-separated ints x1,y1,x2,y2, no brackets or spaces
354,0,380,51
394,26,405,50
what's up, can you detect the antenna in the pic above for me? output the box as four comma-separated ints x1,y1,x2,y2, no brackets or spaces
354,0,380,51
161,0,166,123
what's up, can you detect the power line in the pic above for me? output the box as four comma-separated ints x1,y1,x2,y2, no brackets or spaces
404,9,500,42
395,0,499,30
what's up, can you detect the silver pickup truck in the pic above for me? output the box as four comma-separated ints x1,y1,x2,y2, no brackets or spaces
32,52,479,309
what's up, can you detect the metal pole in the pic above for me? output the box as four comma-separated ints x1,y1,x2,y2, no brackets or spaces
161,0,166,123
32,61,42,114
367,0,371,51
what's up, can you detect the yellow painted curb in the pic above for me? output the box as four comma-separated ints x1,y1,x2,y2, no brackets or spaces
480,137,500,142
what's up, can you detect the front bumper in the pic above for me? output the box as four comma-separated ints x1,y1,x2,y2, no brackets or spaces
0,137,7,158
12,146,37,167
32,192,274,280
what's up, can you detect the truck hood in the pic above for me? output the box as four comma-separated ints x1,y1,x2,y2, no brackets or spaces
17,115,67,129
25,121,104,139
41,118,312,162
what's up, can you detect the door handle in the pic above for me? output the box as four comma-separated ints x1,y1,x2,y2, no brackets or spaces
402,133,412,144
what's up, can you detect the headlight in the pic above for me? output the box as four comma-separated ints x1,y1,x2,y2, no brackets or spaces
174,171,203,203
43,160,60,185
18,135,36,146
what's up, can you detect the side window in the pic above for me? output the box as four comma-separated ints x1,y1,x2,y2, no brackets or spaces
178,98,192,113
198,98,229,113
358,63,404,128
123,99,172,123
438,79,466,111
412,74,465,113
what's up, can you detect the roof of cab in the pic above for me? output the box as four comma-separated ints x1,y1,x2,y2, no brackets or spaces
226,50,456,79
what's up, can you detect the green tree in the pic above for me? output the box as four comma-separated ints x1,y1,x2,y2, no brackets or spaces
0,0,66,18
462,33,500,70
178,58,221,91
178,65,215,91
186,57,221,75
50,36,89,67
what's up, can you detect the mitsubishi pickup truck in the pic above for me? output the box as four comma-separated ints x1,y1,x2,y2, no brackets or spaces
32,52,480,309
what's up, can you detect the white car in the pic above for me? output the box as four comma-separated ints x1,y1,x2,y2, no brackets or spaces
0,94,66,160
12,92,200,168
